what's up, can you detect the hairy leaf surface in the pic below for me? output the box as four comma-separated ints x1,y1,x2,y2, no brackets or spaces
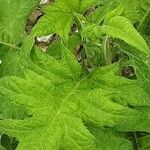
0,0,40,77
102,16,150,55
0,47,149,149
0,0,39,46
33,0,98,42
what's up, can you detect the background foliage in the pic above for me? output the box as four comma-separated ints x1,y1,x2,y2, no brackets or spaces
0,0,150,149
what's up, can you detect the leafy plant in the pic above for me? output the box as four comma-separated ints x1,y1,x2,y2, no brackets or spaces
0,0,150,150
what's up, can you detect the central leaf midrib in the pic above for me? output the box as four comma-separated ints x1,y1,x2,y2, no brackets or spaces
0,41,21,50
48,75,88,128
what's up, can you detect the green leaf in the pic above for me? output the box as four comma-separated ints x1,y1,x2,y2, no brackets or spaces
87,125,132,150
102,16,150,55
104,5,124,24
1,134,18,150
0,0,40,46
140,0,150,13
47,34,81,58
0,0,40,77
33,0,99,42
88,0,141,24
137,8,150,34
0,35,35,77
140,135,150,150
129,56,150,97
0,47,149,149
81,24,103,40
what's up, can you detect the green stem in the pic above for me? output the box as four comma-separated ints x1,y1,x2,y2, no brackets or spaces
133,132,140,150
103,36,112,65
103,36,108,65
0,41,20,50
137,8,150,31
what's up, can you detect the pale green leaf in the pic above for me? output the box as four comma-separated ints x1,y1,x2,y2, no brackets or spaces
0,47,149,149
102,16,150,55
0,145,7,150
104,5,124,24
81,24,103,40
0,0,40,77
33,0,99,42
0,0,40,46
88,0,141,24
0,35,35,77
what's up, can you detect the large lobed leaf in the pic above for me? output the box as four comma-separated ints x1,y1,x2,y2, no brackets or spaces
0,0,150,150
0,45,150,149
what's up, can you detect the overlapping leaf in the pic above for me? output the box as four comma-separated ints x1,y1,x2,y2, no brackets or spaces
0,0,150,150
0,0,40,77
0,46,150,149
0,0,40,46
33,0,99,42
102,16,150,55
88,0,141,24
82,15,150,67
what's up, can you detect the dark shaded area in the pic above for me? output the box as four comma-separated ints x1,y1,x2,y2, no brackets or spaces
126,132,150,150
26,9,43,34
1,135,18,150
122,66,136,79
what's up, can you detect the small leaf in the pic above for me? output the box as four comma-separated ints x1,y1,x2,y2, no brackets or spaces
81,24,103,40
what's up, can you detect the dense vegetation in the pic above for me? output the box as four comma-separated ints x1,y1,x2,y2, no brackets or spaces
0,0,150,149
